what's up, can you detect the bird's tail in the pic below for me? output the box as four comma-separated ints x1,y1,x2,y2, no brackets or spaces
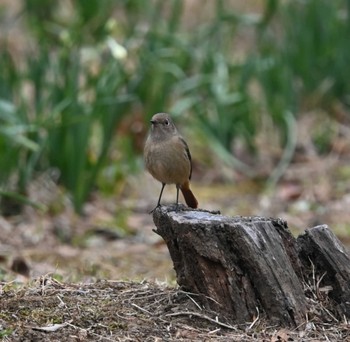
180,180,198,208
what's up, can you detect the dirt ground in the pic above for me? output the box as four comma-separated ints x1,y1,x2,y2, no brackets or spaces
1,277,350,341
2,113,350,340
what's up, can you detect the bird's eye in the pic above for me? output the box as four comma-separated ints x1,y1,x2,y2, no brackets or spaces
164,119,169,125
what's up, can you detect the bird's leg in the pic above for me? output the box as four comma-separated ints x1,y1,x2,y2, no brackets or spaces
175,184,180,211
149,183,166,214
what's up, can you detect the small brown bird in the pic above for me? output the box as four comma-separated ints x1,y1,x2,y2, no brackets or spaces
144,113,198,212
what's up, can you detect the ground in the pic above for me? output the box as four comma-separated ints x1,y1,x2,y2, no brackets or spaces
1,118,350,340
1,277,350,341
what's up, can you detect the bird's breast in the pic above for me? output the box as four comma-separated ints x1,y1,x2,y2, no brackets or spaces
144,139,190,185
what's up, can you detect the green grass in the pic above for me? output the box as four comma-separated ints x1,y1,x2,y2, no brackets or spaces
255,0,350,125
0,0,349,213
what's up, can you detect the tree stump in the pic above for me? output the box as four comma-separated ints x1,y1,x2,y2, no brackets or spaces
153,205,350,327
297,225,350,318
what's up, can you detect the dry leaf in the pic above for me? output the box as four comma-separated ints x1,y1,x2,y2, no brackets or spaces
271,328,294,342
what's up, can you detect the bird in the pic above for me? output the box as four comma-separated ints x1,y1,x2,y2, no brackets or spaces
144,113,198,212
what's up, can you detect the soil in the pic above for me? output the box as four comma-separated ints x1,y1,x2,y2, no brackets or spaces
1,277,350,341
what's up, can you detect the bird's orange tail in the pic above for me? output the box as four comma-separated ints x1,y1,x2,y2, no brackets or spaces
180,181,198,208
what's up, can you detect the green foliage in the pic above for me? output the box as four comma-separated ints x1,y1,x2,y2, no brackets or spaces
252,0,349,180
256,0,350,127
0,1,132,213
0,0,349,213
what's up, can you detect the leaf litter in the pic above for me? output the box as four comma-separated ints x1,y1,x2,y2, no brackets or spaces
1,275,350,341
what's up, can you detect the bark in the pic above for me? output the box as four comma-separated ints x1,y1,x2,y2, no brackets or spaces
153,206,350,327
297,225,350,317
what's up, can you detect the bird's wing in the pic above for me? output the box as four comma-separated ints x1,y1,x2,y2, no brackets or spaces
179,136,192,180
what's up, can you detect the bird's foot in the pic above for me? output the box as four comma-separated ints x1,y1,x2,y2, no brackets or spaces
149,204,161,214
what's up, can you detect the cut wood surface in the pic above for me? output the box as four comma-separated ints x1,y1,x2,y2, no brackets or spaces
153,205,350,327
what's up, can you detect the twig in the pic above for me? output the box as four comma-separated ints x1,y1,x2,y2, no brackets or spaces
131,303,153,315
316,271,327,299
130,292,165,300
319,302,339,323
247,307,260,330
178,290,221,306
323,328,331,342
208,328,221,334
56,295,67,308
185,293,203,311
165,311,237,330
293,317,308,331
32,321,72,332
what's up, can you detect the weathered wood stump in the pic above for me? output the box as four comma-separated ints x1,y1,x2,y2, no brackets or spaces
153,205,350,327
298,225,350,318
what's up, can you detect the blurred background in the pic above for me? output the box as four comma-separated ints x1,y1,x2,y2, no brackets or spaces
1,0,350,283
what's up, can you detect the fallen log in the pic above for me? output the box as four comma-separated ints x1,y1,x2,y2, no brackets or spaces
152,205,350,327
